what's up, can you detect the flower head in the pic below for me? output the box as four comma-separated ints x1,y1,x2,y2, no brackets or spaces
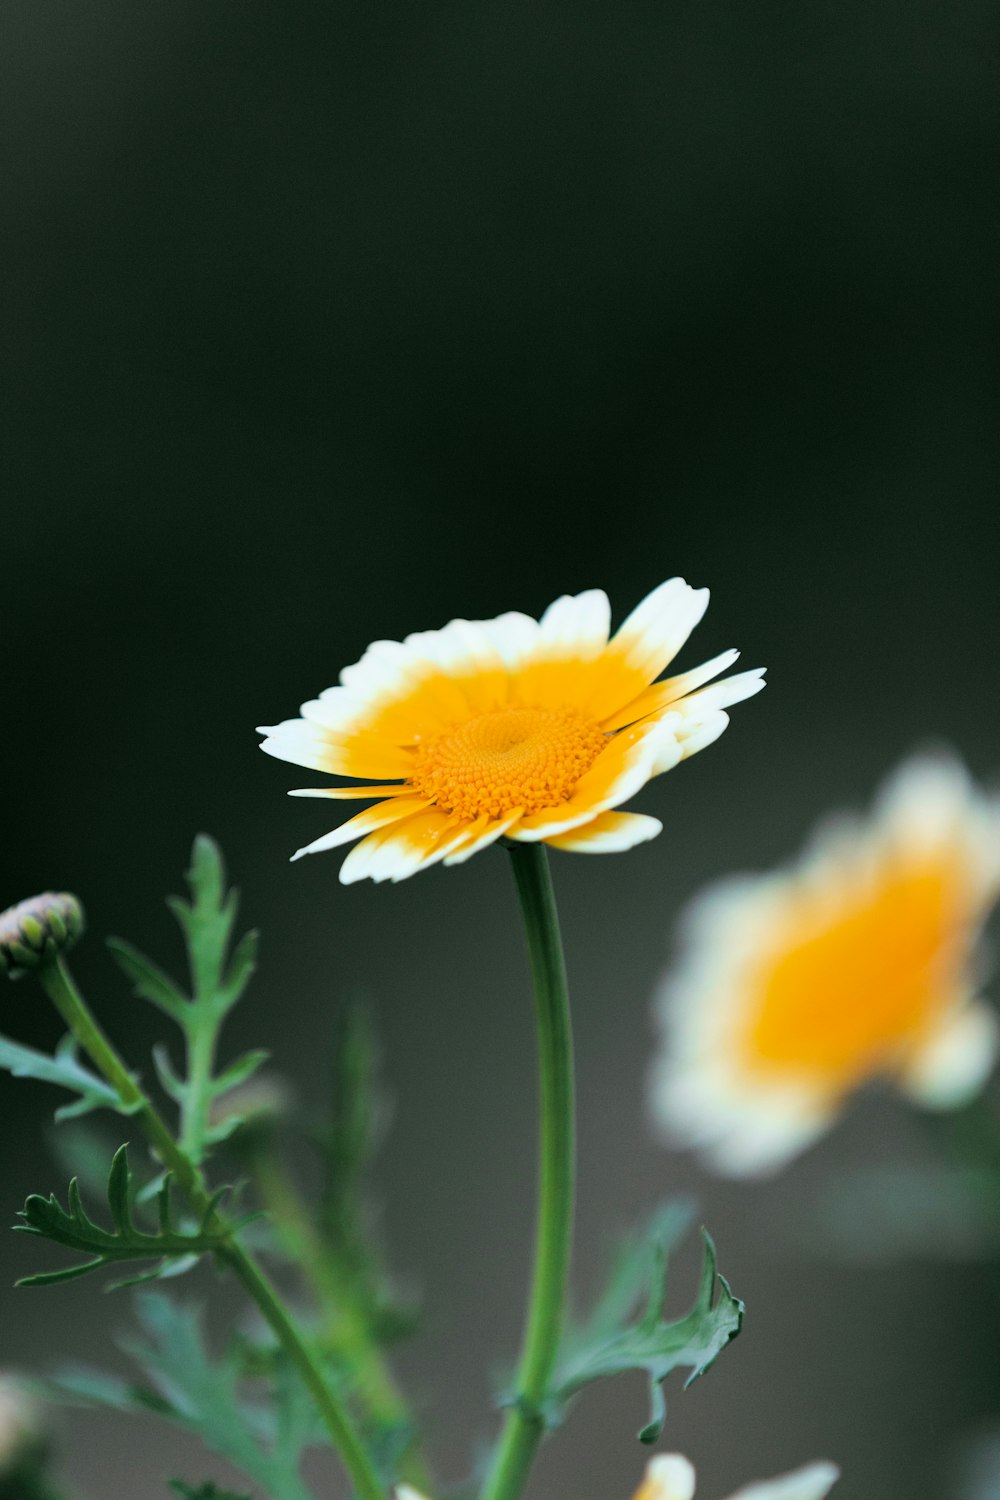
259,580,763,882
0,892,84,977
651,754,1000,1176
395,1454,838,1500
635,1454,839,1500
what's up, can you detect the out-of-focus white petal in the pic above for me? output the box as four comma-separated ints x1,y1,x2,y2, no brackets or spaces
639,1454,697,1500
899,1002,1000,1108
725,1460,840,1500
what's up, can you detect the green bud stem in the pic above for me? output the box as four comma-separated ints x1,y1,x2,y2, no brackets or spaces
481,845,576,1500
37,958,387,1500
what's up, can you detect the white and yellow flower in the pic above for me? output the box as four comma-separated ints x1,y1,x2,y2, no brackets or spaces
634,1453,839,1500
396,1452,839,1500
259,580,764,883
651,754,1000,1176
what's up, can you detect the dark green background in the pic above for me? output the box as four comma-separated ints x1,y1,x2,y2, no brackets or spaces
2,0,997,1495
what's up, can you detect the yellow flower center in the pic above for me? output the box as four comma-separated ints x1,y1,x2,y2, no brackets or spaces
408,705,608,821
743,855,971,1089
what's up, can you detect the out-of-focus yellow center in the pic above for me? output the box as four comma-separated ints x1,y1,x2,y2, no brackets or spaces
743,855,971,1089
408,706,608,821
631,1479,667,1500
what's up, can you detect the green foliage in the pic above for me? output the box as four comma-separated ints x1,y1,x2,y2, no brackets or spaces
54,1292,318,1500
108,835,266,1165
316,1002,415,1344
0,1031,142,1121
14,1144,244,1289
549,1206,744,1443
169,1483,253,1499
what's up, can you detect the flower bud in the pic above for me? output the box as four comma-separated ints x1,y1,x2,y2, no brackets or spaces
0,893,84,977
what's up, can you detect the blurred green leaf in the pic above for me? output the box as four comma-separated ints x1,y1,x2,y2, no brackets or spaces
169,1483,253,1499
108,836,265,1165
811,1161,1000,1264
0,1032,142,1121
316,1002,415,1343
53,1292,318,1500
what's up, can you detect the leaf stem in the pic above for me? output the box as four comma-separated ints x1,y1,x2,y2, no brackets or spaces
36,957,388,1500
180,1019,217,1163
480,845,575,1500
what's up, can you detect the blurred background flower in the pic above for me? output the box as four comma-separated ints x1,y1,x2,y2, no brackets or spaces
650,754,1000,1176
633,1454,839,1500
1,0,995,1494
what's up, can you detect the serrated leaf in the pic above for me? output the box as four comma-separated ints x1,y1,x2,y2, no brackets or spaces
107,938,188,1022
210,1050,269,1098
220,930,259,1009
550,1221,743,1443
14,1145,234,1289
153,1044,189,1103
0,1032,141,1121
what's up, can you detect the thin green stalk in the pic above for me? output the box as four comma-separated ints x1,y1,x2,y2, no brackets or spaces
38,957,387,1500
481,844,575,1500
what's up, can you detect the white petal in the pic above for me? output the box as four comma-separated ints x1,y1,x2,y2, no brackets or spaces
396,1488,431,1500
539,588,611,657
339,809,468,884
725,1461,840,1500
682,666,767,712
641,1454,697,1500
612,578,710,676
443,810,525,865
898,1002,1000,1108
651,647,742,706
290,798,430,860
675,709,731,761
479,610,541,672
544,811,662,853
288,784,409,800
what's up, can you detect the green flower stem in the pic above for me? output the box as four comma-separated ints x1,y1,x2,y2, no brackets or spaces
249,1139,433,1491
37,957,387,1500
481,844,575,1500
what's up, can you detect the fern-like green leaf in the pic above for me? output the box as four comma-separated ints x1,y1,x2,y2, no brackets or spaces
14,1144,241,1288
